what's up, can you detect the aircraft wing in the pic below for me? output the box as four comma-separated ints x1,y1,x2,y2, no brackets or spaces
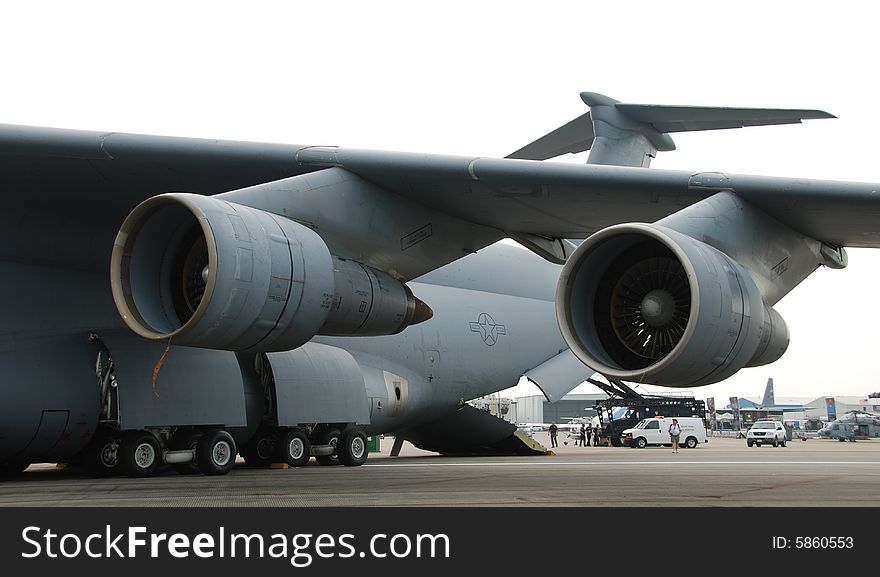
294,146,880,249
0,123,317,223
3,123,880,284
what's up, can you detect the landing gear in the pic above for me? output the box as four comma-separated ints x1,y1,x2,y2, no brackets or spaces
337,428,368,466
85,433,121,476
197,429,237,475
118,431,161,477
315,427,341,466
278,428,311,467
169,430,202,475
240,427,277,468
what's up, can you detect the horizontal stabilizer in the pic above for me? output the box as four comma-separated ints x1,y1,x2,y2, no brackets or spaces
507,92,834,163
616,103,835,133
507,112,594,160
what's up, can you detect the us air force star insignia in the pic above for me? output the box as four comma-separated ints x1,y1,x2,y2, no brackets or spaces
469,313,507,346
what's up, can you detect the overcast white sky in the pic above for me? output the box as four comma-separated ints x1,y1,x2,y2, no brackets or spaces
3,1,879,404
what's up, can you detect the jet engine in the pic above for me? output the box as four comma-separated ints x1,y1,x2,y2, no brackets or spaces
556,223,789,387
111,193,431,352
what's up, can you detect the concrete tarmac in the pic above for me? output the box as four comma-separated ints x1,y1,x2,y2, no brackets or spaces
2,436,879,506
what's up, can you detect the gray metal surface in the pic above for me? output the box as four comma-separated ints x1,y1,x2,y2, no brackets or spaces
266,343,370,426
101,330,247,430
523,348,594,402
296,147,880,248
219,166,503,282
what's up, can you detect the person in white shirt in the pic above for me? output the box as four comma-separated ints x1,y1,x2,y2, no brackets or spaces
668,419,682,453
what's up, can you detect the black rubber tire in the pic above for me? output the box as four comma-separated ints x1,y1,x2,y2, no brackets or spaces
685,436,698,449
118,431,161,477
240,429,277,468
197,429,236,476
85,434,121,476
337,428,368,467
780,439,787,447
747,440,754,447
636,437,647,449
278,428,311,467
315,427,341,466
772,440,778,447
610,436,623,447
169,430,202,475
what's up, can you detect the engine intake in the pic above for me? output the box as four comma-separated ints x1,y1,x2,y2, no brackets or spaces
556,223,788,387
111,193,430,352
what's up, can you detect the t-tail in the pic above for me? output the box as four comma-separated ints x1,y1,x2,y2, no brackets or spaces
507,92,834,167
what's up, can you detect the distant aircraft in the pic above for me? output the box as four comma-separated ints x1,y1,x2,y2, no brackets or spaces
817,411,880,441
2,91,878,478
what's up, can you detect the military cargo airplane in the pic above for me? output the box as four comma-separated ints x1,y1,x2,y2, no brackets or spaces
2,92,877,477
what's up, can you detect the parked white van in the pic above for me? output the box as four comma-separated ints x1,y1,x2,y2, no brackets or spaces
622,416,707,449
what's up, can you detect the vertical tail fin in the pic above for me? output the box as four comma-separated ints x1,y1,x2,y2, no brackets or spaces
761,378,775,407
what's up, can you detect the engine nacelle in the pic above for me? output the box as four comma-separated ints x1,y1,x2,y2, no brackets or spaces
556,223,789,387
111,193,431,352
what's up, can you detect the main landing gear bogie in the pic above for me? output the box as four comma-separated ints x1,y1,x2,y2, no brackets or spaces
241,423,369,468
240,425,313,468
79,426,240,478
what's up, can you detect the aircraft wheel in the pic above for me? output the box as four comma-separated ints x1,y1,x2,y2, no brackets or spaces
86,433,121,476
118,431,161,477
685,436,698,449
747,440,754,447
240,429,277,468
278,428,311,467
197,429,236,476
636,437,647,449
315,427,341,466
169,430,202,475
338,428,368,467
610,437,623,447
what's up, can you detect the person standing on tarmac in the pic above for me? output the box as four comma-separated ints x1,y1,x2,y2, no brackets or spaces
549,423,558,448
579,424,586,447
669,418,682,453
585,424,592,447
